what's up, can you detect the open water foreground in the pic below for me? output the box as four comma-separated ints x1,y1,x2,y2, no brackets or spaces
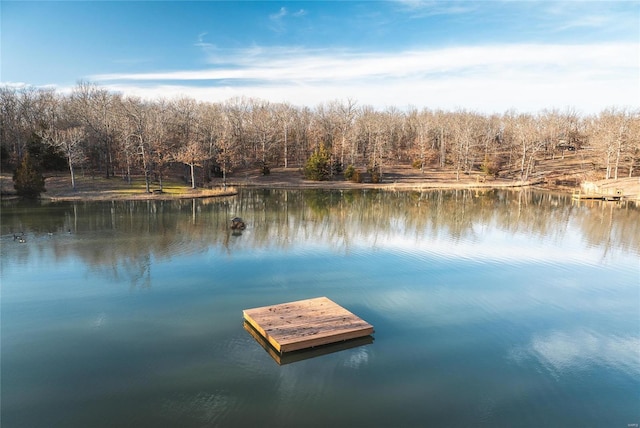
1,189,639,428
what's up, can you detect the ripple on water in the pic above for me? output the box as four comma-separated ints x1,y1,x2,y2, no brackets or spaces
161,390,237,426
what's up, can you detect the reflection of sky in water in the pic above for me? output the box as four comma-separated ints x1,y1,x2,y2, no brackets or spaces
512,330,640,377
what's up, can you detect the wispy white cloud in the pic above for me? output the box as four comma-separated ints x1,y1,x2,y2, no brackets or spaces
392,0,426,9
194,32,215,49
89,42,639,112
269,6,288,21
93,43,635,83
268,6,307,33
269,6,306,19
527,1,638,36
553,14,610,31
393,0,478,16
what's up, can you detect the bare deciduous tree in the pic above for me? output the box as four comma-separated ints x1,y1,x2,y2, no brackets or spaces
43,126,85,190
175,140,208,189
2,83,638,187
590,108,638,179
170,98,206,188
70,82,120,178
273,102,297,169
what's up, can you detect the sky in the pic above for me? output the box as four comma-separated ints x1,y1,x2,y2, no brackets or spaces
1,0,639,113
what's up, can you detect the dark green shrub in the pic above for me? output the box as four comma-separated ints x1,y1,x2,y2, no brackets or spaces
304,144,331,181
13,152,46,198
0,145,9,163
332,160,343,176
27,134,66,171
345,165,363,183
344,164,355,180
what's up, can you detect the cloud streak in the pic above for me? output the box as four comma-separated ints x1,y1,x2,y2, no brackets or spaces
269,7,288,21
89,42,638,112
93,43,635,83
393,0,478,17
268,6,306,33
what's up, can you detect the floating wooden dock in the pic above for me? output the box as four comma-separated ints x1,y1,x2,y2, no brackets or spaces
243,321,373,365
243,297,374,354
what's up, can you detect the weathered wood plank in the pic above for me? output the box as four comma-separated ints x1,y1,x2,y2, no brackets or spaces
244,321,374,365
243,296,374,353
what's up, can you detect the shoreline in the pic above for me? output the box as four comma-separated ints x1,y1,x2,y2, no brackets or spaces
2,168,639,202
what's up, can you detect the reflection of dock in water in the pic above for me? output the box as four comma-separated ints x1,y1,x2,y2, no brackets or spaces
572,193,622,201
243,296,374,358
244,321,373,365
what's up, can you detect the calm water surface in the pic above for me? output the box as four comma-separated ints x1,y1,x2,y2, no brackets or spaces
2,189,639,428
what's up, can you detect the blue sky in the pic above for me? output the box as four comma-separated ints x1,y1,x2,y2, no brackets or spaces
2,1,638,113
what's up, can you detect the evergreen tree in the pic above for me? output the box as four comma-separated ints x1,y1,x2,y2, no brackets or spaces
27,133,67,171
304,144,331,181
13,152,46,198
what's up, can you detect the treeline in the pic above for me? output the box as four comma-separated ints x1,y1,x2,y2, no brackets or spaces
1,82,639,188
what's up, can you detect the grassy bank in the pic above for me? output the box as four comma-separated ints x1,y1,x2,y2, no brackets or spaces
0,173,238,201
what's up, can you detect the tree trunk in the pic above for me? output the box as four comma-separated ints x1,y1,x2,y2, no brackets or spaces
284,125,288,169
68,158,76,190
439,127,445,168
520,142,527,180
140,144,151,193
613,140,622,180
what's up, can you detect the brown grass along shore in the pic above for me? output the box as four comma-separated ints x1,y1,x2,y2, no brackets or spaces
1,167,639,202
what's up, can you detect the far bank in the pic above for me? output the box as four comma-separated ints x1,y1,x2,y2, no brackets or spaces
2,167,639,202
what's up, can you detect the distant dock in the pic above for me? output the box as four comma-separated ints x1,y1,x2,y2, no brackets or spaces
572,183,625,202
243,297,374,354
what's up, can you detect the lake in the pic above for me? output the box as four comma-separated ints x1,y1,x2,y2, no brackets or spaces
1,189,639,428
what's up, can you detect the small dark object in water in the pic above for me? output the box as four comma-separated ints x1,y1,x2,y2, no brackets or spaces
231,217,246,230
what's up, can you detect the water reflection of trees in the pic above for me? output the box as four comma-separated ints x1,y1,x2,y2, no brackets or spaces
1,190,638,285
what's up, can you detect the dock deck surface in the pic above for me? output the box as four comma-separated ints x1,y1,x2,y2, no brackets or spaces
243,297,374,353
